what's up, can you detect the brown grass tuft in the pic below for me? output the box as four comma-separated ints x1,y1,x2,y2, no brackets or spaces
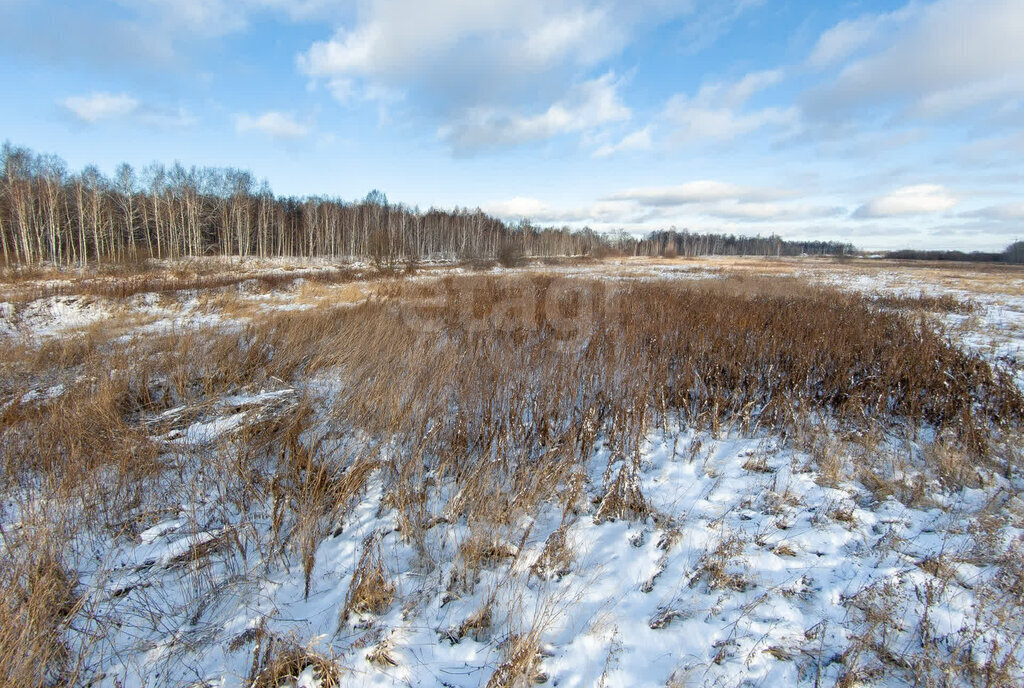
485,632,548,688
250,643,341,688
340,537,395,625
0,538,80,687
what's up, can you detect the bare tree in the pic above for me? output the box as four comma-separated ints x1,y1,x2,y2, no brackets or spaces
0,143,859,269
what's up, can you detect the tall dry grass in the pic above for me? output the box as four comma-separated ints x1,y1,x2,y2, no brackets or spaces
1,272,1021,684
0,262,364,304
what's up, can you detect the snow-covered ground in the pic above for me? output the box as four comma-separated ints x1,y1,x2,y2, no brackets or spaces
2,258,1023,687
56,405,1018,687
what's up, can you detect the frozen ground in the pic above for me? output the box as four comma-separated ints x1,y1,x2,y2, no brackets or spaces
2,258,1022,687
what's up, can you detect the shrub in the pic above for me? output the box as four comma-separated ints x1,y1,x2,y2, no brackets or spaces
496,241,524,268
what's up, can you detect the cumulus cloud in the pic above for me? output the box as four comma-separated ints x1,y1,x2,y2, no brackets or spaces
807,0,1024,120
853,184,959,218
235,111,311,139
661,69,796,144
296,0,762,132
251,1,764,157
439,72,630,154
605,180,792,206
60,92,140,123
297,0,762,90
297,1,637,98
298,2,710,152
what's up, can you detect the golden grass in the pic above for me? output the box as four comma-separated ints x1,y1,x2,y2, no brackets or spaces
340,538,395,625
2,268,1023,684
250,644,341,688
0,540,81,687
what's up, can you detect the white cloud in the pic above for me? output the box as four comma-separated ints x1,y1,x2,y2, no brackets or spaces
661,69,796,144
698,201,843,222
126,0,349,37
593,127,652,157
296,1,761,115
807,18,877,70
440,72,630,153
606,180,792,206
293,0,766,156
14,0,344,72
600,181,839,223
807,5,913,70
59,92,139,123
663,104,796,143
250,0,349,21
484,181,842,227
854,184,959,218
911,76,1024,118
138,106,198,129
297,1,628,84
954,131,1024,167
123,0,249,37
518,6,615,70
964,202,1024,221
483,196,645,225
699,69,786,109
484,197,553,220
808,0,1024,119
235,111,311,139
59,91,197,128
674,0,764,54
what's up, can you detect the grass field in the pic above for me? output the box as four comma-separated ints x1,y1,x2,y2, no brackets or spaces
2,256,1023,687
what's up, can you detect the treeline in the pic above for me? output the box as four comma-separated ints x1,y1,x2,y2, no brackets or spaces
887,242,1024,264
634,229,854,258
1,143,853,267
0,143,604,266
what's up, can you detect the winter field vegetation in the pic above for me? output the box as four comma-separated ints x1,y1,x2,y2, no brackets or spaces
2,254,1024,688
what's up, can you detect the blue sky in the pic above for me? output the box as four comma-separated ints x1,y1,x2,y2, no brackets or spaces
2,0,1023,250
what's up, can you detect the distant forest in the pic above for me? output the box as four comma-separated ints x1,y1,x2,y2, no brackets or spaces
2,142,853,267
887,244,1024,264
632,230,853,259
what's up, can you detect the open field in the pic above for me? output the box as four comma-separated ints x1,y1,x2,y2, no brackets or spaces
2,257,1024,687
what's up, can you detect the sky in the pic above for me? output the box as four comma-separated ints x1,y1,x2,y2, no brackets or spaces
1,0,1023,251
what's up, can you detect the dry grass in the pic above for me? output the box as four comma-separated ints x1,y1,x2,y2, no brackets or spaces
0,261,365,304
1,268,1023,684
485,631,548,688
595,255,1024,299
530,526,573,582
250,643,341,688
340,537,395,625
0,539,81,687
693,531,749,593
870,290,977,313
457,600,495,642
